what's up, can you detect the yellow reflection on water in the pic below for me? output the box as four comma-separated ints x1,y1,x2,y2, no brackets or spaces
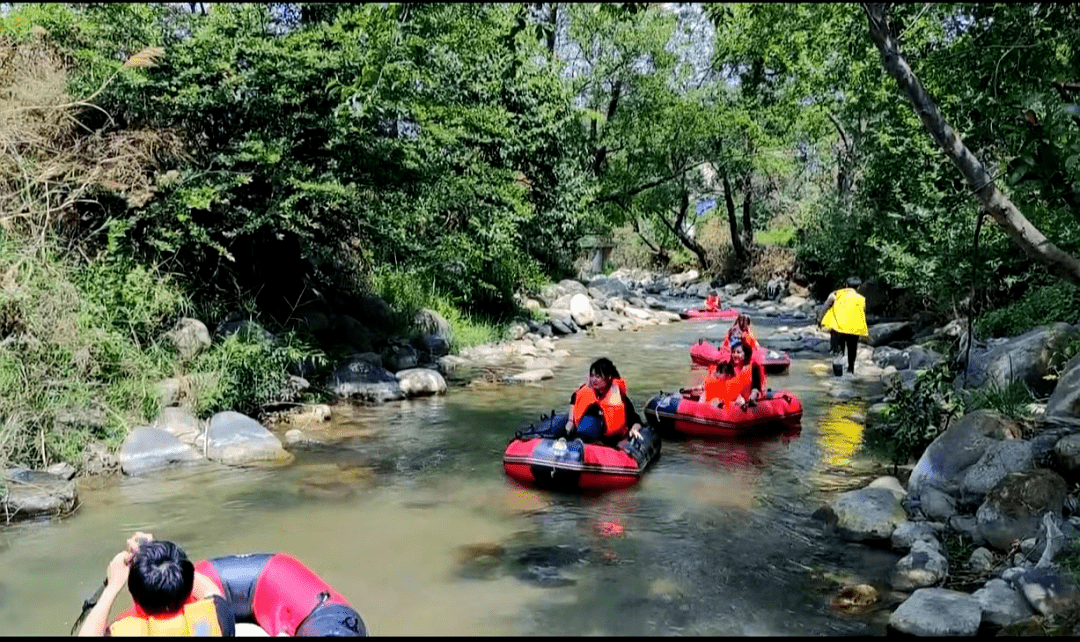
818,401,866,468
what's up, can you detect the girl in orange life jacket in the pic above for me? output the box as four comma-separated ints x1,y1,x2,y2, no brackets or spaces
77,532,235,637
704,291,720,312
702,339,766,409
566,357,644,445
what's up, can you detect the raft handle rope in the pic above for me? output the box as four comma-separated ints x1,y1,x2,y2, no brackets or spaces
71,579,107,635
291,591,333,636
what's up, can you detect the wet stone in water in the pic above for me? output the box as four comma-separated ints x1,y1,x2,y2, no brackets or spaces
454,542,506,581
511,545,590,587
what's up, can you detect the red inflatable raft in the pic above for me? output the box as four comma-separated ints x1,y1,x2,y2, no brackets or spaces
503,414,661,492
112,553,365,636
689,339,791,374
643,389,802,438
681,307,740,320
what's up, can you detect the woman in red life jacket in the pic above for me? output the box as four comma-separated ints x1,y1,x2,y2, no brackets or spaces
78,532,235,637
566,357,644,445
703,291,720,312
702,339,766,410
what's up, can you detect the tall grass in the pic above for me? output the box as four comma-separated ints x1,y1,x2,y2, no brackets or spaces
0,231,328,473
0,234,181,470
369,266,507,351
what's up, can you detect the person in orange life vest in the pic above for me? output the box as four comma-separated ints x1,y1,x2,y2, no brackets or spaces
702,339,765,410
818,276,869,375
703,291,720,312
566,357,644,445
78,532,236,637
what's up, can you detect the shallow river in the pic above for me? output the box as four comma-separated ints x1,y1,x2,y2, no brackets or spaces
0,314,902,636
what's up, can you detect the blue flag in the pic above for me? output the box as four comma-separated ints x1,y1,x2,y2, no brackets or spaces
696,199,717,216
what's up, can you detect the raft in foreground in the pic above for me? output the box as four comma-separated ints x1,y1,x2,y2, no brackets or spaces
644,389,803,438
198,553,367,636
503,414,661,492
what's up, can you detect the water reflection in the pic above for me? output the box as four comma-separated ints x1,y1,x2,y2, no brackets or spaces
818,401,867,468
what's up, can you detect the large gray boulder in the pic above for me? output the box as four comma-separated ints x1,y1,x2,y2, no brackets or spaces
865,321,914,347
976,469,1068,551
152,407,202,446
958,440,1035,510
1,468,77,521
413,308,452,357
1044,353,1080,429
120,427,204,475
204,411,294,467
905,345,943,371
396,368,447,397
907,410,1023,521
888,588,982,636
958,322,1078,392
972,578,1035,627
587,276,632,299
891,539,949,591
569,293,597,328
829,487,908,542
167,318,211,360
328,357,405,403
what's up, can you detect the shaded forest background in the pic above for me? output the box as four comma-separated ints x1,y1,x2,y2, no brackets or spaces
1,2,1079,469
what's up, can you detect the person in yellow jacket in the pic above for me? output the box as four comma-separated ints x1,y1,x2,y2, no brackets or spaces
77,532,235,637
817,277,869,376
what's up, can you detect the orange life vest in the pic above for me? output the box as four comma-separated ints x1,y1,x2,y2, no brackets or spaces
109,597,224,637
703,362,760,406
704,295,719,311
571,378,629,439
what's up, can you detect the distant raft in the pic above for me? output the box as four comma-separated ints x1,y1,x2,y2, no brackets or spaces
644,389,803,438
503,413,661,492
681,307,740,320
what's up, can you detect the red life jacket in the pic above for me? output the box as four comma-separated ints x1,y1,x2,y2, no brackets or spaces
571,378,629,440
704,295,719,311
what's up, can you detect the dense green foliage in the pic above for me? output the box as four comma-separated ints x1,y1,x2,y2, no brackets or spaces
864,357,1036,467
2,2,1079,473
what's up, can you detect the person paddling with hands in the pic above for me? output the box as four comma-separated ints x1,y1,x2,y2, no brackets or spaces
77,531,236,637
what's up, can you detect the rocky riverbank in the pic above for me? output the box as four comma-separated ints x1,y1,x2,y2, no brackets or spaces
4,269,1080,635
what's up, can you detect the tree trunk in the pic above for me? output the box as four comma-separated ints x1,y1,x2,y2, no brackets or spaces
591,79,622,176
741,170,754,247
721,169,746,259
863,3,1080,287
827,112,856,199
546,3,558,54
666,186,710,270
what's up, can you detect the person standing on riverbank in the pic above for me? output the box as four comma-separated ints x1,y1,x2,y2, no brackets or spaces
818,277,869,376
566,357,644,445
77,532,235,637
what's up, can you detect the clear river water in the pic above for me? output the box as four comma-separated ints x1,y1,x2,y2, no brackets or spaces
0,313,903,636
